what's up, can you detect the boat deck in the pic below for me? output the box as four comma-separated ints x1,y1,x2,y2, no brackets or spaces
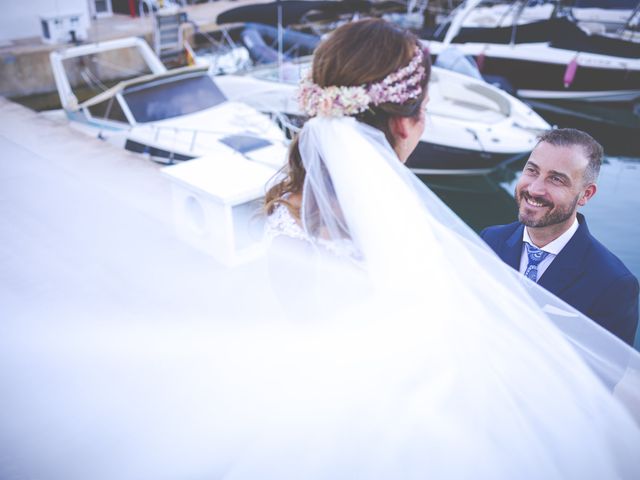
0,0,273,100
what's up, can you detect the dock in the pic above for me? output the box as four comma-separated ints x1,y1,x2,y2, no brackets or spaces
0,0,271,100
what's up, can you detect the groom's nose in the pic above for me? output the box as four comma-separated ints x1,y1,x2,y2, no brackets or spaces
526,176,547,196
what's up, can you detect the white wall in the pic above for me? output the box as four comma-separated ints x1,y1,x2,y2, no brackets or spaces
0,0,91,44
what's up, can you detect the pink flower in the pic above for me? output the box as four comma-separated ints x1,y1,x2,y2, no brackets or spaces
298,47,425,118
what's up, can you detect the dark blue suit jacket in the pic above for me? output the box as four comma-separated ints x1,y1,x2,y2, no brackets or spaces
481,213,639,345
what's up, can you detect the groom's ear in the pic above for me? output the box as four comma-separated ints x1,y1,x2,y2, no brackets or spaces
389,116,409,140
578,183,597,206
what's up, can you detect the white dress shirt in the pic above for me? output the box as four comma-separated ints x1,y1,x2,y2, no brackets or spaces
520,218,579,281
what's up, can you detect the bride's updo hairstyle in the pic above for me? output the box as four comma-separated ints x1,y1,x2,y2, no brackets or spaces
265,18,431,215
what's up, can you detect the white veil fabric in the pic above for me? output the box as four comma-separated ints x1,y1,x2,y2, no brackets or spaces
1,100,640,479
294,116,640,476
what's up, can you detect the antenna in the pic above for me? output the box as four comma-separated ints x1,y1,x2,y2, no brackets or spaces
277,0,284,82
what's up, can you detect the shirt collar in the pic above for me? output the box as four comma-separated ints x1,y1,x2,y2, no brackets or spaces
522,217,579,255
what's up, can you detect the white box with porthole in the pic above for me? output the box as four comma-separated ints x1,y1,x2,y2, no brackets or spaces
161,153,275,266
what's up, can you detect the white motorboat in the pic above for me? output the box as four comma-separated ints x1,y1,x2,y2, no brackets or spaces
215,59,550,175
462,0,638,30
49,37,287,170
423,0,640,104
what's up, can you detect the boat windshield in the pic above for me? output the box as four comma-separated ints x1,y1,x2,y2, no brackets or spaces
123,72,228,123
250,62,310,84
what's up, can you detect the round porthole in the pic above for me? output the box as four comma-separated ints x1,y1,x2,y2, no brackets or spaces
185,195,205,234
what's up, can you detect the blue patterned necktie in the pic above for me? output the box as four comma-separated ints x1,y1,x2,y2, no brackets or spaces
524,242,550,282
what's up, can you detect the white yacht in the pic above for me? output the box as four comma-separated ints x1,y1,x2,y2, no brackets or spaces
423,0,640,104
49,37,287,169
215,59,550,175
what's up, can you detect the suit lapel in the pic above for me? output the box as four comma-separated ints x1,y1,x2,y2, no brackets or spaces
502,224,524,270
538,214,590,294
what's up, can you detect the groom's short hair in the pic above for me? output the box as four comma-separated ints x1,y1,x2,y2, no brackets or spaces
536,128,603,185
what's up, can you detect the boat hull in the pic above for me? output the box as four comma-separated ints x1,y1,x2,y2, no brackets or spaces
407,141,527,175
479,55,640,103
525,99,640,155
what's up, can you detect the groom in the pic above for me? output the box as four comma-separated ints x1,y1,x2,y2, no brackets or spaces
481,129,638,345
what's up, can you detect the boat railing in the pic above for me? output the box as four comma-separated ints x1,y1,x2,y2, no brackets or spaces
509,0,528,45
264,111,301,139
186,19,242,56
144,123,287,154
617,3,640,39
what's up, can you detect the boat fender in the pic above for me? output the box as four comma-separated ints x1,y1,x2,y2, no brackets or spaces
475,52,486,72
563,57,578,88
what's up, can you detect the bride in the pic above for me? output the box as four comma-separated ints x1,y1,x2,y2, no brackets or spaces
260,17,640,479
1,18,638,480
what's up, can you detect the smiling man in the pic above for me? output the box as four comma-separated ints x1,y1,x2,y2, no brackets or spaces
481,129,638,345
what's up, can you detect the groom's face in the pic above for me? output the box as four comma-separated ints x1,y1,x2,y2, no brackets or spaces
515,142,590,230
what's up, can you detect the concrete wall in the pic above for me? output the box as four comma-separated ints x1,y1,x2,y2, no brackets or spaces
0,0,91,44
0,32,156,100
0,48,58,98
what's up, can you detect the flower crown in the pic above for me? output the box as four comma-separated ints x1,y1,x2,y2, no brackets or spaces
298,46,426,118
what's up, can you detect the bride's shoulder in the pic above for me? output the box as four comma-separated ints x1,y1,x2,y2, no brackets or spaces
265,203,361,262
265,203,309,243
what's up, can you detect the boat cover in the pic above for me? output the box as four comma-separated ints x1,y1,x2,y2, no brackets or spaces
217,0,372,27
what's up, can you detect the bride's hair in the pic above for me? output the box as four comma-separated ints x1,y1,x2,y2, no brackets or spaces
265,18,431,215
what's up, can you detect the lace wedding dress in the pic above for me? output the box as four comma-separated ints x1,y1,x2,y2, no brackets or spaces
265,203,360,261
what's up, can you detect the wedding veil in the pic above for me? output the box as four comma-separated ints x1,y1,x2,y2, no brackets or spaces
1,100,639,479
294,115,640,476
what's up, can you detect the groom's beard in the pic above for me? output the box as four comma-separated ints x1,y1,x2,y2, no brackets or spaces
515,188,579,228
